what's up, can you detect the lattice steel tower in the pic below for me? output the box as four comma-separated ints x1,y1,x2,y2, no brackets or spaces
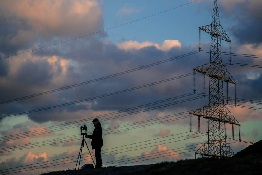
190,0,241,158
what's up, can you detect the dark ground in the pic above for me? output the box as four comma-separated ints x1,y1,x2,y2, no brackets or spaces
42,140,262,175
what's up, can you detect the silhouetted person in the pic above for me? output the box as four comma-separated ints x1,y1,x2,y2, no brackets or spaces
87,118,103,168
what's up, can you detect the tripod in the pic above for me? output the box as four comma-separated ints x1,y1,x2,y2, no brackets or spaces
75,125,95,170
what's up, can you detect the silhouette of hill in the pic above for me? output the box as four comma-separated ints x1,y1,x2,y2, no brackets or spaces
42,140,262,175
234,140,262,160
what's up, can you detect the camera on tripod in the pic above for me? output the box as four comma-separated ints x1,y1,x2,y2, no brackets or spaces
81,125,88,138
76,124,95,170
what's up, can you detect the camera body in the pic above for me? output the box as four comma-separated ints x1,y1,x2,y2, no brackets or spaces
80,125,88,137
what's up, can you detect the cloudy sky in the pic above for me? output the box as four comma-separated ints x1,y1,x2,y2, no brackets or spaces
0,0,262,174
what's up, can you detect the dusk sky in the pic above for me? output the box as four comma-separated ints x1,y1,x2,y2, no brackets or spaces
0,0,262,174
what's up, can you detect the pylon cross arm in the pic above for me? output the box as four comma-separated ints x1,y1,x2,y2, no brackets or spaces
190,105,240,125
193,63,236,84
199,24,231,43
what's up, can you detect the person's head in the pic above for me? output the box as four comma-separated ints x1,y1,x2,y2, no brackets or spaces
92,118,99,126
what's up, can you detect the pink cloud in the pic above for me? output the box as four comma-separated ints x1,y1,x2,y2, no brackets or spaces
3,125,54,143
229,105,262,122
1,0,102,43
84,152,95,164
28,125,53,137
8,53,72,86
118,40,182,51
237,44,262,59
5,137,30,147
24,151,48,164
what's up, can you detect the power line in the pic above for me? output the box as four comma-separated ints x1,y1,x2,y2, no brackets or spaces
0,51,262,109
0,72,194,119
1,113,191,154
1,94,205,153
1,132,204,175
2,119,252,173
228,99,262,112
112,136,254,167
1,45,260,170
106,132,200,156
0,133,187,174
2,51,260,122
1,130,253,175
1,49,260,106
0,51,198,105
0,91,200,142
1,58,261,142
3,94,260,155
0,92,200,143
222,51,260,59
0,91,262,153
111,144,197,166
192,52,262,74
2,92,261,148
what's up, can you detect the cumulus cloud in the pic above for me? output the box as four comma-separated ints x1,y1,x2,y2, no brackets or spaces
3,136,30,147
7,150,85,175
0,35,198,124
28,125,53,137
1,123,53,141
237,44,262,58
0,0,103,55
1,151,50,175
2,0,102,36
0,123,56,157
230,105,262,122
0,53,74,116
24,151,48,164
117,40,182,51
8,54,70,85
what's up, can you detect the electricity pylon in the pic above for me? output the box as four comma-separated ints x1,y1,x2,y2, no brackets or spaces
190,0,241,158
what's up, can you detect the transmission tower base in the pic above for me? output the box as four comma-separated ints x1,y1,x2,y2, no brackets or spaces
195,142,234,159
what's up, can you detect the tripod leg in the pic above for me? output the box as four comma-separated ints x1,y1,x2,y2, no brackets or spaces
75,139,84,170
84,139,96,167
75,151,82,170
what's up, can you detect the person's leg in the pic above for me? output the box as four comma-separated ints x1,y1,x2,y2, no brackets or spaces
95,147,102,168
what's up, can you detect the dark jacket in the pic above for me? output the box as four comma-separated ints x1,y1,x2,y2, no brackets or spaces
88,122,103,149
